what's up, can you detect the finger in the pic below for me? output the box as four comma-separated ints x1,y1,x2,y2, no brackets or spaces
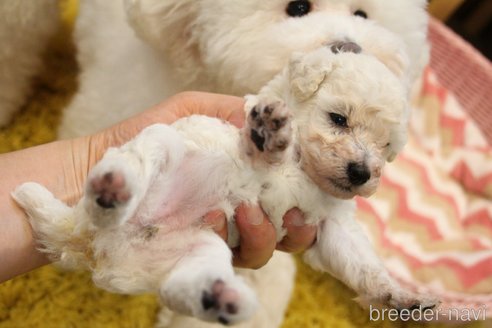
276,208,317,253
202,210,228,241
182,91,246,127
161,91,245,127
232,204,276,269
106,92,246,149
223,106,245,128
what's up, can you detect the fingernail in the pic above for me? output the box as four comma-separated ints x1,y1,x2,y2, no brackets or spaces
244,205,264,225
285,208,305,226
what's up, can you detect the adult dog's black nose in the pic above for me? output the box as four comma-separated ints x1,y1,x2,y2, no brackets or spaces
329,41,362,54
347,162,370,186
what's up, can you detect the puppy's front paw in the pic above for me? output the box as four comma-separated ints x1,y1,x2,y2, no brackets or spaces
358,290,440,314
245,99,292,164
386,291,440,313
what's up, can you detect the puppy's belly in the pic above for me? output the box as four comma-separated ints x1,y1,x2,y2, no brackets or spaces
139,154,256,232
142,117,261,229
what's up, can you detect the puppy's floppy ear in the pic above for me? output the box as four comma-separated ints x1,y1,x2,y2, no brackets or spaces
386,121,408,162
387,97,411,162
289,51,333,102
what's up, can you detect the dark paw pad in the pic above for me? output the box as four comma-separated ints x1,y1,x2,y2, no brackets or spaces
218,316,229,325
96,195,116,209
201,279,240,324
247,101,292,154
250,129,266,152
202,290,219,310
90,172,130,209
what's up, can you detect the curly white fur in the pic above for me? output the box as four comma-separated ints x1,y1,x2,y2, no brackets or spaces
57,0,429,138
0,0,58,126
13,48,438,326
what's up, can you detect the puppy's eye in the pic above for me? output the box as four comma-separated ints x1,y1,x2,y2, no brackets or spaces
353,9,368,19
286,0,312,17
329,113,348,128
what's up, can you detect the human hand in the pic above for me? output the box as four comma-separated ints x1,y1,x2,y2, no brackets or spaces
64,92,245,204
203,206,316,269
88,91,246,161
2,91,314,281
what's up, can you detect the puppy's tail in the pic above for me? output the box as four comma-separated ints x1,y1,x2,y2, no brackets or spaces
12,182,88,270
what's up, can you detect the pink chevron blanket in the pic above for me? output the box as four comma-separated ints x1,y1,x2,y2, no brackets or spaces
356,18,492,319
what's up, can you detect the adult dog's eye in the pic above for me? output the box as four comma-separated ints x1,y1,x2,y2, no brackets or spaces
329,113,348,128
353,9,368,19
286,0,312,17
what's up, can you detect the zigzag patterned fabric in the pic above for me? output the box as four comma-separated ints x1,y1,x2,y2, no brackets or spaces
356,64,492,317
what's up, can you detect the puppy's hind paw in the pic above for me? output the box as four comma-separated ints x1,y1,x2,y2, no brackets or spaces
201,280,243,325
244,99,292,164
200,278,258,324
162,276,258,325
85,164,136,228
90,171,130,209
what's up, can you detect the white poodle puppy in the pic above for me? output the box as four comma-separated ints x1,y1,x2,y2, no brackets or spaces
0,0,59,126
57,0,429,138
14,46,438,326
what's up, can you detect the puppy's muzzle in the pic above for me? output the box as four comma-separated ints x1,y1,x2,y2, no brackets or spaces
346,162,370,186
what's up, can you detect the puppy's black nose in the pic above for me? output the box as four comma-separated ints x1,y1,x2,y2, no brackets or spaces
347,162,370,186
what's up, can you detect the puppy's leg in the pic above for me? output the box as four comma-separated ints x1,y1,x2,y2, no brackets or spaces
161,232,258,325
84,124,185,228
242,96,293,165
304,206,439,311
85,157,139,228
12,182,85,268
156,251,295,328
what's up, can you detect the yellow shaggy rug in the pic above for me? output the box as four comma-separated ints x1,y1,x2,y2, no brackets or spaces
0,1,489,328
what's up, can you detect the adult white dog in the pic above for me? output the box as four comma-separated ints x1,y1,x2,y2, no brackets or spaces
14,47,438,327
57,0,429,138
